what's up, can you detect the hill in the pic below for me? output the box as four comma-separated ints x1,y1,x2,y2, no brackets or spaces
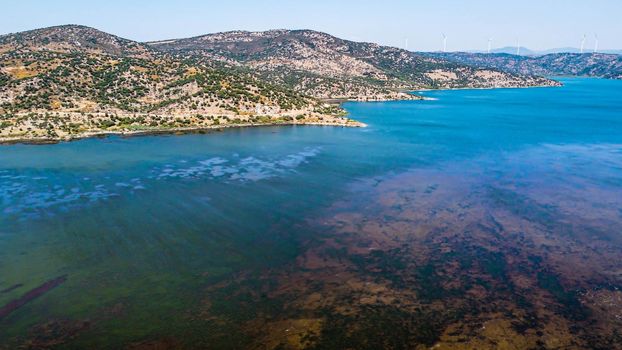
0,26,358,142
0,24,154,58
489,46,537,56
149,30,560,100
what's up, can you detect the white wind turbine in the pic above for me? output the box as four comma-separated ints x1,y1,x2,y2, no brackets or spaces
580,34,587,54
405,38,409,51
516,39,521,55
487,38,493,54
442,34,447,52
594,34,599,53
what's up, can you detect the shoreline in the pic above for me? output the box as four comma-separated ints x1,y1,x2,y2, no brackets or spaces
321,94,424,105
413,82,563,93
0,82,560,146
329,82,562,105
0,120,367,146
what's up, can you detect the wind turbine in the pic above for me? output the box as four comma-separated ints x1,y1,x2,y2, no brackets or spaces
594,34,599,53
442,34,447,52
487,38,493,54
516,39,521,56
580,34,586,54
404,38,409,50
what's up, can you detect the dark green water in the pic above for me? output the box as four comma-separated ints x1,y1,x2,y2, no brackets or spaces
1,78,622,348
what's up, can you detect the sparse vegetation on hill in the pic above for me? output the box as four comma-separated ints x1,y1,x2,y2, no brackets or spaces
0,26,360,142
150,29,560,100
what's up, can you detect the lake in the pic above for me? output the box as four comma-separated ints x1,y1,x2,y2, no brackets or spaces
1,78,622,349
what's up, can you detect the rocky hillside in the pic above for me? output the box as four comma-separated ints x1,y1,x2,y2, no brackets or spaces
0,24,154,58
427,52,622,80
0,26,357,142
150,30,560,100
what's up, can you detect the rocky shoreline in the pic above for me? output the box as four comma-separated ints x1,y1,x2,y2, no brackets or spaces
414,81,563,93
0,119,366,145
1,81,563,145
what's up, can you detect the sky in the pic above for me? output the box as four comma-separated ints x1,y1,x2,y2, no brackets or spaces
1,0,620,51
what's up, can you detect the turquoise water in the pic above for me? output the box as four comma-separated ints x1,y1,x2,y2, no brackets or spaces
1,78,622,348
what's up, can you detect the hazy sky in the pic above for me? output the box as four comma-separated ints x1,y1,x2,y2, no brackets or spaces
1,0,620,51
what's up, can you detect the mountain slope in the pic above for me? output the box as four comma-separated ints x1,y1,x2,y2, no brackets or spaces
0,25,154,58
150,30,560,100
0,26,357,142
427,52,622,80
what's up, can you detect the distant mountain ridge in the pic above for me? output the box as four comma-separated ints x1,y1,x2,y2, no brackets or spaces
473,47,622,56
426,52,622,80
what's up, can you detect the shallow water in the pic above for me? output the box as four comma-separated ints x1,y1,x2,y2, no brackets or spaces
1,78,622,348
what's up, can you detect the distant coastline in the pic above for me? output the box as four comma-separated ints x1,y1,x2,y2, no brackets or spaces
413,81,564,93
